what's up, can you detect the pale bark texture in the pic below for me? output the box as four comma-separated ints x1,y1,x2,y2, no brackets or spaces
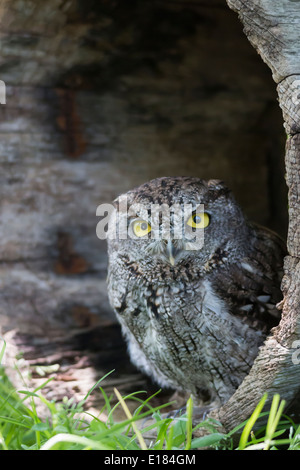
202,0,300,432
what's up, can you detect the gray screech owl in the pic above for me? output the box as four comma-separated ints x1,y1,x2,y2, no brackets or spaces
106,177,285,405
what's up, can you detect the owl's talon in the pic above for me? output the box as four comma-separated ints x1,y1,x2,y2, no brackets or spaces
108,177,286,405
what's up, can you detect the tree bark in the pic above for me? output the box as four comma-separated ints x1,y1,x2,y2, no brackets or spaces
202,0,300,433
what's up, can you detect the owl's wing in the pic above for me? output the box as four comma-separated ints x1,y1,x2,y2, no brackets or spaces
210,224,286,334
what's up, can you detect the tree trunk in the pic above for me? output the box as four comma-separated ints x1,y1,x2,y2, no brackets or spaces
203,0,300,433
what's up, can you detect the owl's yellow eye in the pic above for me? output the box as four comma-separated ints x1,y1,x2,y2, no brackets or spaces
187,212,210,229
132,220,151,237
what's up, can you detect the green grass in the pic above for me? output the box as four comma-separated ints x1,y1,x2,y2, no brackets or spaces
0,338,300,450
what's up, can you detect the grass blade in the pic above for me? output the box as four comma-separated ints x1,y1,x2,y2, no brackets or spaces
263,395,286,450
81,370,115,404
40,433,115,450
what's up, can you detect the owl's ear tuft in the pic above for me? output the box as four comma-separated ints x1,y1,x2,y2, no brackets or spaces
207,179,231,198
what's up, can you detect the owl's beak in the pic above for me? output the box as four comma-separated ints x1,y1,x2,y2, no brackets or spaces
165,239,178,266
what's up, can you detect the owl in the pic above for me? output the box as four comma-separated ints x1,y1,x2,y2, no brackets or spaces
106,177,285,405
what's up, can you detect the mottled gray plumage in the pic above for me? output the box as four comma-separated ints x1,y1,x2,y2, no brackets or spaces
107,177,285,404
